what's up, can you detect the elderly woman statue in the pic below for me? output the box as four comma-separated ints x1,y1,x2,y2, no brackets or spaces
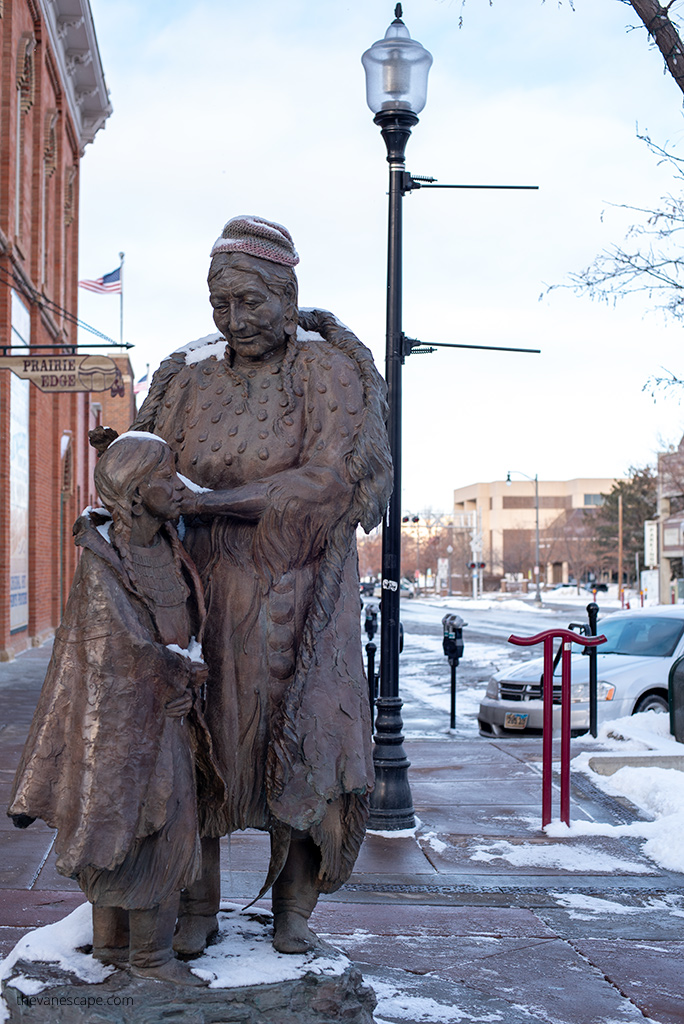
133,216,392,956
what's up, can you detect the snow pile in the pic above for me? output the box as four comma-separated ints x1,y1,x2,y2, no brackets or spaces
367,817,422,840
166,636,204,664
469,839,650,874
541,711,684,874
177,473,212,494
548,891,682,920
419,831,448,854
81,506,112,544
296,324,325,343
419,596,554,614
109,430,168,448
177,333,226,366
545,767,684,874
0,904,350,1016
372,979,473,1022
189,905,348,987
550,891,684,920
596,709,678,750
0,903,112,1019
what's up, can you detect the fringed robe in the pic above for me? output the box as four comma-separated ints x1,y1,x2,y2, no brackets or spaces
8,517,224,909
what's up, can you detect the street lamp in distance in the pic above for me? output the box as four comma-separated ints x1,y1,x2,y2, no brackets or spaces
362,6,432,831
506,470,543,605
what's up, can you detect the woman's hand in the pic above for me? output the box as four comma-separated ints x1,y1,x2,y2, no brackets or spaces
179,492,200,516
165,689,193,718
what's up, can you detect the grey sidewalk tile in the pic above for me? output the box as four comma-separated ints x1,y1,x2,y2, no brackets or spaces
310,901,556,938
573,938,684,1024
411,779,548,806
333,934,650,1024
0,832,54,889
359,962,549,1024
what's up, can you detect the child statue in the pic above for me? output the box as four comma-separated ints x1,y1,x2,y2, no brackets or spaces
8,430,223,986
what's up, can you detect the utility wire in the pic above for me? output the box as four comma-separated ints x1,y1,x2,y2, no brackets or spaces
0,267,120,346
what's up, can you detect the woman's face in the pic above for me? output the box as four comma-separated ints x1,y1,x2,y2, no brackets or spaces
209,269,291,363
138,449,186,522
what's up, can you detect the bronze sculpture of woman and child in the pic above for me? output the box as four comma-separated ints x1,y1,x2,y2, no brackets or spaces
8,215,393,984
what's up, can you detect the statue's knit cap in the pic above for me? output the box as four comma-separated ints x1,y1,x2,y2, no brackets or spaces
210,216,299,267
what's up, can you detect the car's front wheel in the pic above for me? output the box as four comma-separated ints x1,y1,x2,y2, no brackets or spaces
633,692,669,715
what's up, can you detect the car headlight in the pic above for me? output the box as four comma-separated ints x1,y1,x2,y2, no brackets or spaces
486,678,499,699
571,681,616,703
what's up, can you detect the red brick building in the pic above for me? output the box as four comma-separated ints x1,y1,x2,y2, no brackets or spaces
0,0,132,658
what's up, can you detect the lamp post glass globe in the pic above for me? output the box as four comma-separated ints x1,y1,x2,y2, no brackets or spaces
361,4,433,115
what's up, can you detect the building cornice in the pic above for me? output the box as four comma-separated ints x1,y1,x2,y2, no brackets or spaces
40,0,112,154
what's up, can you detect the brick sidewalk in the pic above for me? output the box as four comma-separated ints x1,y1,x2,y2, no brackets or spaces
1,642,683,1023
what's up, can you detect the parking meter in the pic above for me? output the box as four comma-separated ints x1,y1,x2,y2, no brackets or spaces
363,604,379,727
442,614,466,665
364,604,378,642
442,614,466,730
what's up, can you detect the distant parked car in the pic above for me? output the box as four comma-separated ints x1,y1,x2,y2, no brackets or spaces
478,606,683,737
359,580,376,597
583,581,608,593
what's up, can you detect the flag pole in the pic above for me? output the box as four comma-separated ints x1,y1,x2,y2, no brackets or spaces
118,251,125,346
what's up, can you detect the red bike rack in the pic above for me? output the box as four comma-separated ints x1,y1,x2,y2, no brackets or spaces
508,628,606,826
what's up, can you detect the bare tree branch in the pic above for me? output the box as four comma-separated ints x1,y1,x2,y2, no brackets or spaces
627,0,684,95
547,134,684,327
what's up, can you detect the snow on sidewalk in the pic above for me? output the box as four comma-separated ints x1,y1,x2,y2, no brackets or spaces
543,711,684,874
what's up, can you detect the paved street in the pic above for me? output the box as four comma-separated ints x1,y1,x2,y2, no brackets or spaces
1,601,684,1023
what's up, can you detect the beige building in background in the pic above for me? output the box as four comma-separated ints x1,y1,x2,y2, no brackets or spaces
453,477,621,584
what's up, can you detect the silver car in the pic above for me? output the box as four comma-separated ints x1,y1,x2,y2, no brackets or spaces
478,606,684,737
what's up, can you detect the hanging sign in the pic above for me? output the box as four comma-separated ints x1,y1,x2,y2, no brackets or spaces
0,354,120,392
644,520,658,568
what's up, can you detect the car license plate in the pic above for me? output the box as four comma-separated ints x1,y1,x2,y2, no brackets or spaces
504,712,529,730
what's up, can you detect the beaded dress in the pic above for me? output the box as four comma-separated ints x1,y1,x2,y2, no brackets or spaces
134,314,392,890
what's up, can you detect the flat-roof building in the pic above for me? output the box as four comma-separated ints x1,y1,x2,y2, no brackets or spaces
453,477,621,585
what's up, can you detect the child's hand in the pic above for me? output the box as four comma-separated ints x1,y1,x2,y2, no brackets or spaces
189,663,209,690
165,690,193,718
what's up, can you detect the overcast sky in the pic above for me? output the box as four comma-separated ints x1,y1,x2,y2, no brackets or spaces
78,0,684,512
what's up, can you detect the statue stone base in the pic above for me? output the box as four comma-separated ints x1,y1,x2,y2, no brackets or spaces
1,905,376,1024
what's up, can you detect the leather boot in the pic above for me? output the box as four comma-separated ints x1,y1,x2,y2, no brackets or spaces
129,893,206,986
92,905,129,967
272,834,320,954
174,836,220,957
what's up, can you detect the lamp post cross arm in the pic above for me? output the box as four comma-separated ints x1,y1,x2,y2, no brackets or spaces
402,335,540,360
402,173,539,195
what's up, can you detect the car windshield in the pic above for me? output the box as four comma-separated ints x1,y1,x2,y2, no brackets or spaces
598,615,684,657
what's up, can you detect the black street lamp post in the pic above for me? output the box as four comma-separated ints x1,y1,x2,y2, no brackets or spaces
362,5,432,829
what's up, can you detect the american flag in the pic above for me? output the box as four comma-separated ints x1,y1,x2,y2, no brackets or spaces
134,371,148,395
78,266,122,294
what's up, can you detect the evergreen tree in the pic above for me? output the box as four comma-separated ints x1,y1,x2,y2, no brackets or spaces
595,467,657,582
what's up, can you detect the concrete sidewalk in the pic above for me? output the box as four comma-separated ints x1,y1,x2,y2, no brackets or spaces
1,642,683,1023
